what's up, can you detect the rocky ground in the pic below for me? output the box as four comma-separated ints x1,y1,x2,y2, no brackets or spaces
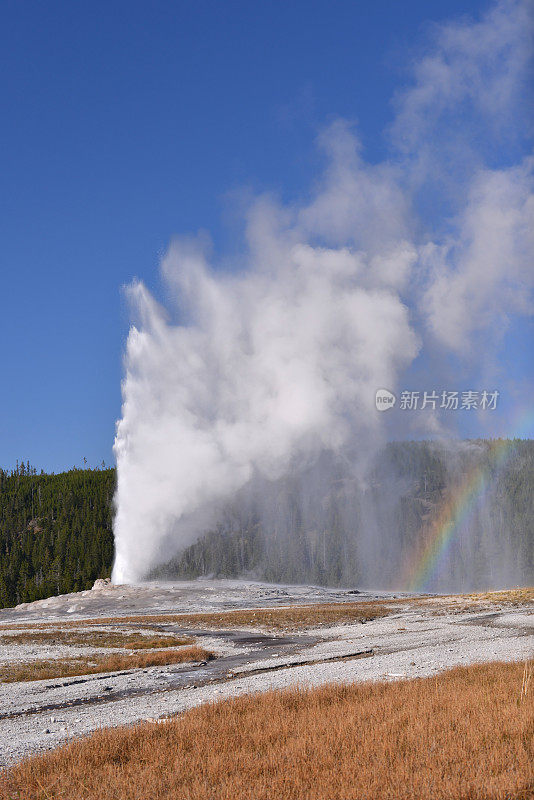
0,579,532,765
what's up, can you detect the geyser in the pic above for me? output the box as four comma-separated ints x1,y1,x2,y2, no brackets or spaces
112,0,534,586
112,230,419,583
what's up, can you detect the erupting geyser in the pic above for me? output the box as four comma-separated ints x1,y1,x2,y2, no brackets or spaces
112,0,534,587
112,225,419,583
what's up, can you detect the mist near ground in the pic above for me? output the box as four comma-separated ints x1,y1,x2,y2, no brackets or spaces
151,439,534,593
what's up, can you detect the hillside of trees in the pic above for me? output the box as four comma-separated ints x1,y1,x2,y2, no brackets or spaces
1,440,532,608
0,464,114,608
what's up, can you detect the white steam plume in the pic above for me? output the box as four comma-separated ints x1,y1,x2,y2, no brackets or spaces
112,0,533,584
113,225,419,582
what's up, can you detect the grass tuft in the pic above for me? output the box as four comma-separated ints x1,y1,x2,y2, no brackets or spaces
0,630,193,649
0,646,214,683
0,601,394,634
463,587,534,604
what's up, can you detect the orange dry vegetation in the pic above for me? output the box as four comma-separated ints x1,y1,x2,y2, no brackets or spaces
461,587,534,605
0,630,192,649
0,646,213,683
413,587,534,613
2,660,532,800
153,601,394,630
0,601,394,634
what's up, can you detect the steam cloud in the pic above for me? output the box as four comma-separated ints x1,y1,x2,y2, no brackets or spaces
112,0,533,584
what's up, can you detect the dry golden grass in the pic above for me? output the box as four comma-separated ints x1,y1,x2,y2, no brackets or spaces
410,587,534,616
0,630,192,649
0,601,394,634
0,646,214,683
421,586,534,606
1,660,532,800
463,587,534,605
159,601,395,630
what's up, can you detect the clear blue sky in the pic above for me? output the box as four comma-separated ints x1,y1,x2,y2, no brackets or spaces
0,0,527,473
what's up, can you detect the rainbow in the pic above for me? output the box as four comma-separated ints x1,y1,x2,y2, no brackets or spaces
402,433,528,593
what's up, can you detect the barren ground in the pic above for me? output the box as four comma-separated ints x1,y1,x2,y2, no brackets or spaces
0,579,532,766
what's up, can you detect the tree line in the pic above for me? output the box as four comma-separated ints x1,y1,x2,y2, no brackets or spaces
0,465,114,608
